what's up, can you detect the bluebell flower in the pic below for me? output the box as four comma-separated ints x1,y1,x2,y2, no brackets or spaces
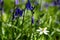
57,0,60,3
15,7,23,17
19,10,23,16
53,1,57,6
15,8,19,17
57,0,60,6
15,0,19,5
0,0,2,3
0,0,4,6
50,1,57,6
50,0,60,6
26,0,34,10
31,16,34,24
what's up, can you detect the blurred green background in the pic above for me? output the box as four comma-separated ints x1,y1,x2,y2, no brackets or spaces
0,0,60,40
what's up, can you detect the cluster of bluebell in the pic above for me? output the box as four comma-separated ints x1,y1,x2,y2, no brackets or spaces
14,7,23,17
55,0,60,6
26,0,35,24
12,0,24,20
26,0,34,11
14,0,34,24
50,0,60,6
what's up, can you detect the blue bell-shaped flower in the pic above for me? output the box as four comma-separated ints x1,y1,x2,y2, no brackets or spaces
19,9,23,16
15,7,23,17
15,8,19,17
26,0,34,10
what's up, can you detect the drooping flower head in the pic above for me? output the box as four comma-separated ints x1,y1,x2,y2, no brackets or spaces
26,0,34,10
15,7,23,17
31,16,34,24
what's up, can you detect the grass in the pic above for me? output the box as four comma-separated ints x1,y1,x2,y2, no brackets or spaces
0,0,60,40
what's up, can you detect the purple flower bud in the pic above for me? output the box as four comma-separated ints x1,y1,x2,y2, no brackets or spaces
32,16,34,24
26,0,34,10
15,0,19,5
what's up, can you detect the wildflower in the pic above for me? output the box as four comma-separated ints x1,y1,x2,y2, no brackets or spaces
50,1,57,6
0,0,3,3
15,7,23,17
15,0,19,5
31,16,34,24
57,0,60,6
26,0,34,10
0,0,4,6
15,8,19,17
37,27,49,35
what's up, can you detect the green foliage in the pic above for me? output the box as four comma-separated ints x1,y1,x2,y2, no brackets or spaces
0,0,60,40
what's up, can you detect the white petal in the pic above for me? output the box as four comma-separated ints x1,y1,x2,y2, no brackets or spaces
45,31,49,33
44,31,49,35
39,32,43,35
44,32,48,35
37,29,40,32
44,27,47,30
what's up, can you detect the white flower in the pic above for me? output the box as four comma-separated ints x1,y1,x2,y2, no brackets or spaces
37,27,49,35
